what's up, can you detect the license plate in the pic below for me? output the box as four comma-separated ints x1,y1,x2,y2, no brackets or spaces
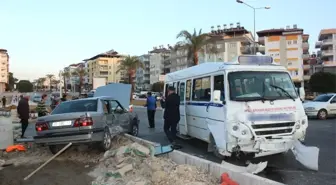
52,121,72,127
260,143,286,151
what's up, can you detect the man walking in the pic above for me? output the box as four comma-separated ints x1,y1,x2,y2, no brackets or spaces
36,94,49,117
145,92,156,128
163,86,180,146
17,96,30,138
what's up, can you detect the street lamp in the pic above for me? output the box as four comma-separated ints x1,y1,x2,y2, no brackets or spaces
236,0,270,55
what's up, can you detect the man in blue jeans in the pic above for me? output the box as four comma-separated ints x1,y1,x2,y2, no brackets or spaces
145,92,157,128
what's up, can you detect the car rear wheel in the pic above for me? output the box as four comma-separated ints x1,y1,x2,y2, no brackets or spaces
100,128,112,151
317,109,328,120
130,123,139,136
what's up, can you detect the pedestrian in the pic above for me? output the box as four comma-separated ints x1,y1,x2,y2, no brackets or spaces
163,86,181,147
60,94,67,102
1,96,6,107
17,96,30,138
144,92,157,128
36,94,49,117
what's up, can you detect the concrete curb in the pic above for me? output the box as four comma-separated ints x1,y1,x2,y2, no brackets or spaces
124,134,284,185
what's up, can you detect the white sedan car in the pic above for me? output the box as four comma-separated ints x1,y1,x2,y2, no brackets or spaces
303,93,336,119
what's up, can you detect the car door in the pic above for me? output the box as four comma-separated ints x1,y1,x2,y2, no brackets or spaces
328,95,336,115
102,100,113,126
109,100,130,133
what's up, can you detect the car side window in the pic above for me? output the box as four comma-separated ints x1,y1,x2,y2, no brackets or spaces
331,96,336,103
109,100,121,111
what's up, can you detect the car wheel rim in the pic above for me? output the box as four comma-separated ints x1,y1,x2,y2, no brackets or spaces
320,111,326,118
132,126,138,136
103,132,111,149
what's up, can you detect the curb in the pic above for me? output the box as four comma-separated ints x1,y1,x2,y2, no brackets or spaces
124,134,284,185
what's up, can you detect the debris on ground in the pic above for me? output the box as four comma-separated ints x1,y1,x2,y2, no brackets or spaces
90,136,219,185
221,160,268,174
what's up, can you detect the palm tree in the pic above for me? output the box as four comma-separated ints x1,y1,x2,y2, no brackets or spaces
38,77,46,91
116,55,144,100
72,68,87,93
62,71,70,92
46,74,54,92
176,28,214,65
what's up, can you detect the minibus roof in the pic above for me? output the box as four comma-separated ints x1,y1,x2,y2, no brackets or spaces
165,55,287,82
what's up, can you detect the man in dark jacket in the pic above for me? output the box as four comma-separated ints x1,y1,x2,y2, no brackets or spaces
17,96,30,138
163,86,180,145
145,92,157,128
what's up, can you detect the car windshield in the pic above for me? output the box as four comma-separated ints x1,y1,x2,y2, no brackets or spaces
51,99,98,114
313,94,333,102
228,71,298,101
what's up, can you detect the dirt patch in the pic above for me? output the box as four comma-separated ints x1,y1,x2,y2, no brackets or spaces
0,160,94,185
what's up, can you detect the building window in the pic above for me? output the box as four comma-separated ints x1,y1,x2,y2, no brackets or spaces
109,66,111,69
192,76,211,101
293,40,297,44
287,41,292,45
217,44,222,49
229,43,236,48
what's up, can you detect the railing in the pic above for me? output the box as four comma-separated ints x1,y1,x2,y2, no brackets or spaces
322,50,334,56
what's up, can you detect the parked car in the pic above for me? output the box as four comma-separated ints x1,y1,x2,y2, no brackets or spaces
303,93,336,119
32,95,42,103
34,96,140,154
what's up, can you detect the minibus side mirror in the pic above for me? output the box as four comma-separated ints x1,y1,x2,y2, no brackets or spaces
213,90,223,104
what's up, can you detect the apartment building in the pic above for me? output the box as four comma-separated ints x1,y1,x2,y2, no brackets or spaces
84,50,124,85
257,25,309,87
149,46,170,84
315,28,336,66
135,54,151,90
0,49,9,92
63,63,81,89
164,23,255,73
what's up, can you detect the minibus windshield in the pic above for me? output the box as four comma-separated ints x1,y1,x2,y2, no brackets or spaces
228,71,298,101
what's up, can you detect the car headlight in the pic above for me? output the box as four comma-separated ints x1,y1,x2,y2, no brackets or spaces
301,119,307,125
295,124,300,129
230,123,252,139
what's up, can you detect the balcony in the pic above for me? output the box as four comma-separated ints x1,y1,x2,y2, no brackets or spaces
315,41,322,49
302,42,309,51
322,50,334,56
258,37,265,45
322,39,333,46
303,64,310,70
99,72,109,76
322,61,336,66
302,54,310,60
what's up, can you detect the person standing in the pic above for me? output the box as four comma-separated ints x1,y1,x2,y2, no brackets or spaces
163,86,180,145
60,94,67,102
1,96,6,107
144,92,157,128
36,94,49,117
17,96,30,138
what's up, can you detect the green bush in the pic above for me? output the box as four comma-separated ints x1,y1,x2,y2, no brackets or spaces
151,82,164,92
309,72,336,93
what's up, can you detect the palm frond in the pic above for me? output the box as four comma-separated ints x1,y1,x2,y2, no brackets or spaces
176,30,192,40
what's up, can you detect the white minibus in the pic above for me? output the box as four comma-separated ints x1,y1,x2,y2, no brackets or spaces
163,55,308,158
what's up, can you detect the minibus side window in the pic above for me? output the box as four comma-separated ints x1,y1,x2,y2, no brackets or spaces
186,80,191,101
192,76,211,101
179,82,185,102
214,75,224,101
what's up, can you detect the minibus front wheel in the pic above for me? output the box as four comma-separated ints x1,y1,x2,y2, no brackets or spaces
209,134,227,160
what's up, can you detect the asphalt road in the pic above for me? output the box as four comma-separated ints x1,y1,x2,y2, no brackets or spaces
23,107,336,185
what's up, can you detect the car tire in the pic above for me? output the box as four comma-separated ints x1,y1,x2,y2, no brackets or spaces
49,145,62,155
100,128,112,152
317,109,328,120
129,121,139,136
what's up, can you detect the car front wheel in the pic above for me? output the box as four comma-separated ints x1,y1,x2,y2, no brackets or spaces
129,121,139,136
317,109,328,120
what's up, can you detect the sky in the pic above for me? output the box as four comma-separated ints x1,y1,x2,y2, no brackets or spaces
1,0,335,81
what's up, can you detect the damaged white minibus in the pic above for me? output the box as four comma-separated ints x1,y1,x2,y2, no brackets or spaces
163,55,308,158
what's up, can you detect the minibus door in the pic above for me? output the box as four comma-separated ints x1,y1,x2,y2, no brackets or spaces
178,81,188,135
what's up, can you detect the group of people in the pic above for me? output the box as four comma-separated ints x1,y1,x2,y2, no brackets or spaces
16,93,68,138
145,86,181,147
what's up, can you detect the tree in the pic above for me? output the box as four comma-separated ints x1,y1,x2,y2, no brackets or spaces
46,74,54,91
72,68,87,93
116,55,144,100
37,77,46,90
17,80,33,93
309,72,336,93
151,82,164,92
176,28,216,65
6,72,19,91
